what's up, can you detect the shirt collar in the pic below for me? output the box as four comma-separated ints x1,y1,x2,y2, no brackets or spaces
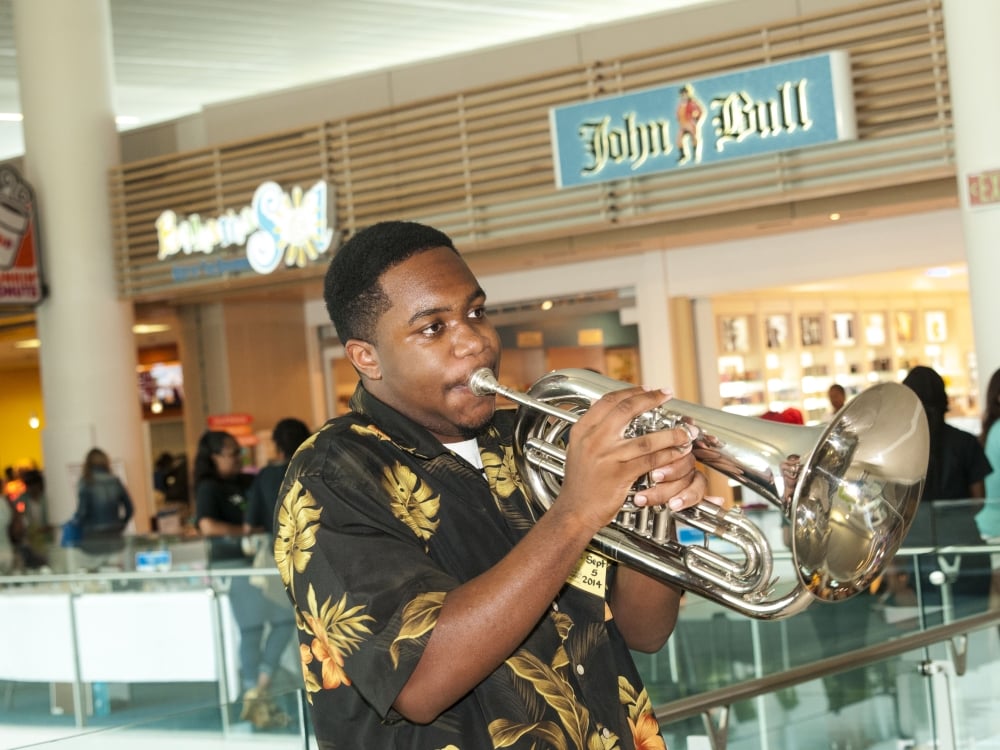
348,382,453,460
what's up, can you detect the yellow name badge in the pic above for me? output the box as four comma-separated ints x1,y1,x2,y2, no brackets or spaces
566,550,611,598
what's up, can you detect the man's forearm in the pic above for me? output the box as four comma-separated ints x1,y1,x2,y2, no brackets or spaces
391,502,596,723
610,566,683,653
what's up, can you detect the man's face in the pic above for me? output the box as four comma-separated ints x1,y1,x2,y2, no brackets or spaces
353,246,501,443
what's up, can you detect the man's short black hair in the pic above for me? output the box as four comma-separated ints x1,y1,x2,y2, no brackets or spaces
324,221,458,343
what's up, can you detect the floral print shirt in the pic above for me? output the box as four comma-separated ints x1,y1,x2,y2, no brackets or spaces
275,383,666,750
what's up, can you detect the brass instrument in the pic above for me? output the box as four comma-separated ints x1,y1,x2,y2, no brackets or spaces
469,368,929,620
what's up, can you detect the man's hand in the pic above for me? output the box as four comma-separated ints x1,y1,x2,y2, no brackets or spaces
556,385,717,533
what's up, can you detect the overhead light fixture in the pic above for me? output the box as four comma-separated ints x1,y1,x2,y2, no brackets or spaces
14,338,40,349
1,112,138,126
28,413,40,430
925,266,953,279
132,323,171,334
829,212,841,221
540,300,554,311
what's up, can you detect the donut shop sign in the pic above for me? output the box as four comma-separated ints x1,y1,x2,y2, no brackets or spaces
155,180,334,281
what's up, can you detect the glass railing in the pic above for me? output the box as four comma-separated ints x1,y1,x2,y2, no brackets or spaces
3,498,1000,748
0,538,308,748
1,685,309,749
640,499,1000,749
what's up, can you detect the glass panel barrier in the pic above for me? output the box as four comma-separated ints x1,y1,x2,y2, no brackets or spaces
1,686,309,749
642,501,1000,749
4,500,1000,749
0,538,307,748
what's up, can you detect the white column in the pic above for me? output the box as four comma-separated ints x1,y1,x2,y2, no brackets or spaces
12,0,149,529
941,0,1000,406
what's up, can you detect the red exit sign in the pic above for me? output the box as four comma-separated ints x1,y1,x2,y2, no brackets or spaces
968,169,1000,206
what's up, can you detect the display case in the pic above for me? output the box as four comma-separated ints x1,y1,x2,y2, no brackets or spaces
712,291,977,424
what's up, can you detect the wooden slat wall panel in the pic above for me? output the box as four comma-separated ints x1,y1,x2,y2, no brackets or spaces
110,0,951,301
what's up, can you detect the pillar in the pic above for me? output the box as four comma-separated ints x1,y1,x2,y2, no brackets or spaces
941,0,1000,405
12,0,150,530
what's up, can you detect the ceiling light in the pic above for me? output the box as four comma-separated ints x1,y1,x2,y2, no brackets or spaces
925,266,953,279
133,323,171,334
540,300,554,311
14,338,40,349
0,113,138,126
829,212,841,221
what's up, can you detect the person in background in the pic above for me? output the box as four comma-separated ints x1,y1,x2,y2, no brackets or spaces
72,448,134,560
153,452,173,495
240,418,311,727
193,430,292,730
0,491,15,574
3,466,25,504
898,365,992,621
245,418,312,535
194,431,251,550
275,220,711,748
978,367,1000,609
828,383,846,414
18,469,50,569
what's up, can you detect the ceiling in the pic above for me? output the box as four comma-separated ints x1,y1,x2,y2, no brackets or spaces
0,0,729,367
0,0,730,161
0,0,972,371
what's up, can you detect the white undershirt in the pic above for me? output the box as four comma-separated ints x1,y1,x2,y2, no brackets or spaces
446,437,483,472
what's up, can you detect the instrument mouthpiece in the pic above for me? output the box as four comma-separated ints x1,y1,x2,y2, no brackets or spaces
468,368,499,396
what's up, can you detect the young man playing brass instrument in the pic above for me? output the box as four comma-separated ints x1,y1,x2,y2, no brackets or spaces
275,220,717,749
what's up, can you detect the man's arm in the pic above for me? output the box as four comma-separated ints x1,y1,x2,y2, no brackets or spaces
393,385,708,723
609,567,684,653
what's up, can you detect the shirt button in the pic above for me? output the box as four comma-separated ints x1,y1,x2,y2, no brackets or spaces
576,664,585,675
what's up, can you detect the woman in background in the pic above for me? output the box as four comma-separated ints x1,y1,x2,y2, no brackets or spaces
193,431,251,556
193,429,293,730
73,448,133,558
900,365,992,621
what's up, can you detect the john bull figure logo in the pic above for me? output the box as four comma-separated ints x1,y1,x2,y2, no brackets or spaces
155,181,334,275
578,80,811,176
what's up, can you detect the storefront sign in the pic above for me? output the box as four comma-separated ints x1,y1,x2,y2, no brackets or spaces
207,412,257,446
0,165,45,306
550,52,856,189
967,169,1000,207
155,180,334,280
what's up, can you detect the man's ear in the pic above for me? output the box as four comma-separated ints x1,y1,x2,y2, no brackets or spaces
345,339,381,381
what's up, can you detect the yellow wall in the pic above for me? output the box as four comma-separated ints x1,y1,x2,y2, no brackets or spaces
0,366,44,471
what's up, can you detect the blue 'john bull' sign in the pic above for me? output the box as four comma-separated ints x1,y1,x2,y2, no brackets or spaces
549,51,856,189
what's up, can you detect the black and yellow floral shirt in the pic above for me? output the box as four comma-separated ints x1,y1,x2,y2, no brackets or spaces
275,383,666,750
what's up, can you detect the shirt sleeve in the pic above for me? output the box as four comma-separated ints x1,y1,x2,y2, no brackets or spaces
280,431,459,719
965,430,993,485
119,480,134,525
194,480,219,523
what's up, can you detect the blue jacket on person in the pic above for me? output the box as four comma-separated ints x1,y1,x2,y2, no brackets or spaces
75,470,134,536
